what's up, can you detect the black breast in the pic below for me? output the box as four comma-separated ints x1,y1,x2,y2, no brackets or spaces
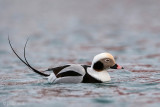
82,65,102,83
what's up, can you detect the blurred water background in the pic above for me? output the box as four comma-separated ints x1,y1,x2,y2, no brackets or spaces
0,0,160,107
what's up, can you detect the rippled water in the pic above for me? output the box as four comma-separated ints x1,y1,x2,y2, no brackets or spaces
1,0,160,107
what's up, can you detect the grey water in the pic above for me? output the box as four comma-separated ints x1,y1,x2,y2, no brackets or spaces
0,0,160,107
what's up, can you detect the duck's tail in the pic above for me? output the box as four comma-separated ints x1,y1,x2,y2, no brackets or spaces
8,36,49,77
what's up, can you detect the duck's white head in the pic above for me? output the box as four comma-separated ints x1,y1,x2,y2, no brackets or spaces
91,53,124,71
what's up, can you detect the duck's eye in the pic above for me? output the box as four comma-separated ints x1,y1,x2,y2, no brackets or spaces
105,59,110,62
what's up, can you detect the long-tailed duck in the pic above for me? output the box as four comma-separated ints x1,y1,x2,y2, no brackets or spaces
8,37,124,83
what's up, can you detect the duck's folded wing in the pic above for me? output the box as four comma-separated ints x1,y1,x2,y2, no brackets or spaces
50,64,86,83
46,65,70,75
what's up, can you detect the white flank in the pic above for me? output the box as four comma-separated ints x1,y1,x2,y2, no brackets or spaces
47,73,57,83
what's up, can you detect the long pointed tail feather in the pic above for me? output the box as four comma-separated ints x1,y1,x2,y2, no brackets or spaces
24,38,30,66
8,36,49,77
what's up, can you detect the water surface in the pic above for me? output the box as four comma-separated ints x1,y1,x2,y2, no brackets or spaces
0,0,160,107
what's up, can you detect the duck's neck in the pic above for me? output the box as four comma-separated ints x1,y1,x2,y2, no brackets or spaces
87,67,111,82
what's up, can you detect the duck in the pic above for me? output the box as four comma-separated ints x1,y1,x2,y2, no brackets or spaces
8,37,124,83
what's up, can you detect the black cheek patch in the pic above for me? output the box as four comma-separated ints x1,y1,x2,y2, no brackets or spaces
93,61,104,71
